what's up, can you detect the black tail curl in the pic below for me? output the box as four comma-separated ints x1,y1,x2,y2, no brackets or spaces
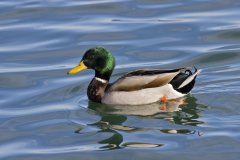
170,67,198,94
184,66,197,75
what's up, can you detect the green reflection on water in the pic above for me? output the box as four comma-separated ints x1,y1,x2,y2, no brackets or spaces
75,95,207,150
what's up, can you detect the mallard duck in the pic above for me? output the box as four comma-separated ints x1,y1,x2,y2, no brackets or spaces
68,47,201,105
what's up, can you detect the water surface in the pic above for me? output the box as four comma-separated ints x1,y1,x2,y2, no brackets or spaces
0,0,240,159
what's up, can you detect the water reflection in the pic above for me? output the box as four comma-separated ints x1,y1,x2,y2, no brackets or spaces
75,95,206,150
88,97,184,116
154,96,206,126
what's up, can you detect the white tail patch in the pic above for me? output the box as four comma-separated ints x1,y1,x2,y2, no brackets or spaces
178,69,201,89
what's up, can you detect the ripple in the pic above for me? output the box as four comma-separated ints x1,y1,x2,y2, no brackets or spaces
0,103,74,117
0,63,70,73
0,20,146,33
0,39,64,52
122,142,163,148
79,37,177,46
0,139,103,159
138,2,182,9
193,52,240,64
63,0,129,7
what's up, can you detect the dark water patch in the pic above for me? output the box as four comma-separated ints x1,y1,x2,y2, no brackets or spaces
217,29,240,40
191,51,240,65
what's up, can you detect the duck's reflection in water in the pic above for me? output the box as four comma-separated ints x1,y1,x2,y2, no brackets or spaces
89,97,185,116
75,95,206,150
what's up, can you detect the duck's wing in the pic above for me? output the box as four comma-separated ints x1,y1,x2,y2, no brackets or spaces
108,68,183,92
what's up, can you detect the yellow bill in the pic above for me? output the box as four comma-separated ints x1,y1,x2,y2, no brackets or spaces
67,61,88,75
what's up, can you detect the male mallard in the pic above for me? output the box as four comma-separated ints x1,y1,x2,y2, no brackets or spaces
68,47,201,105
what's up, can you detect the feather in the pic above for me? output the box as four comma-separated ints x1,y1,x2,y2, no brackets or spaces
102,84,184,105
178,69,201,89
109,69,182,92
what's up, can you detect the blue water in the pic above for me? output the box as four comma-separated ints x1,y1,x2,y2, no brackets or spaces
0,0,240,159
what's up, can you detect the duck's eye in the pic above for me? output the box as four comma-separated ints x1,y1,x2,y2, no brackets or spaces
96,57,105,68
83,60,91,68
88,54,94,60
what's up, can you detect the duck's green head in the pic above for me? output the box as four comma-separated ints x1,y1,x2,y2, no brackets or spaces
67,47,115,81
